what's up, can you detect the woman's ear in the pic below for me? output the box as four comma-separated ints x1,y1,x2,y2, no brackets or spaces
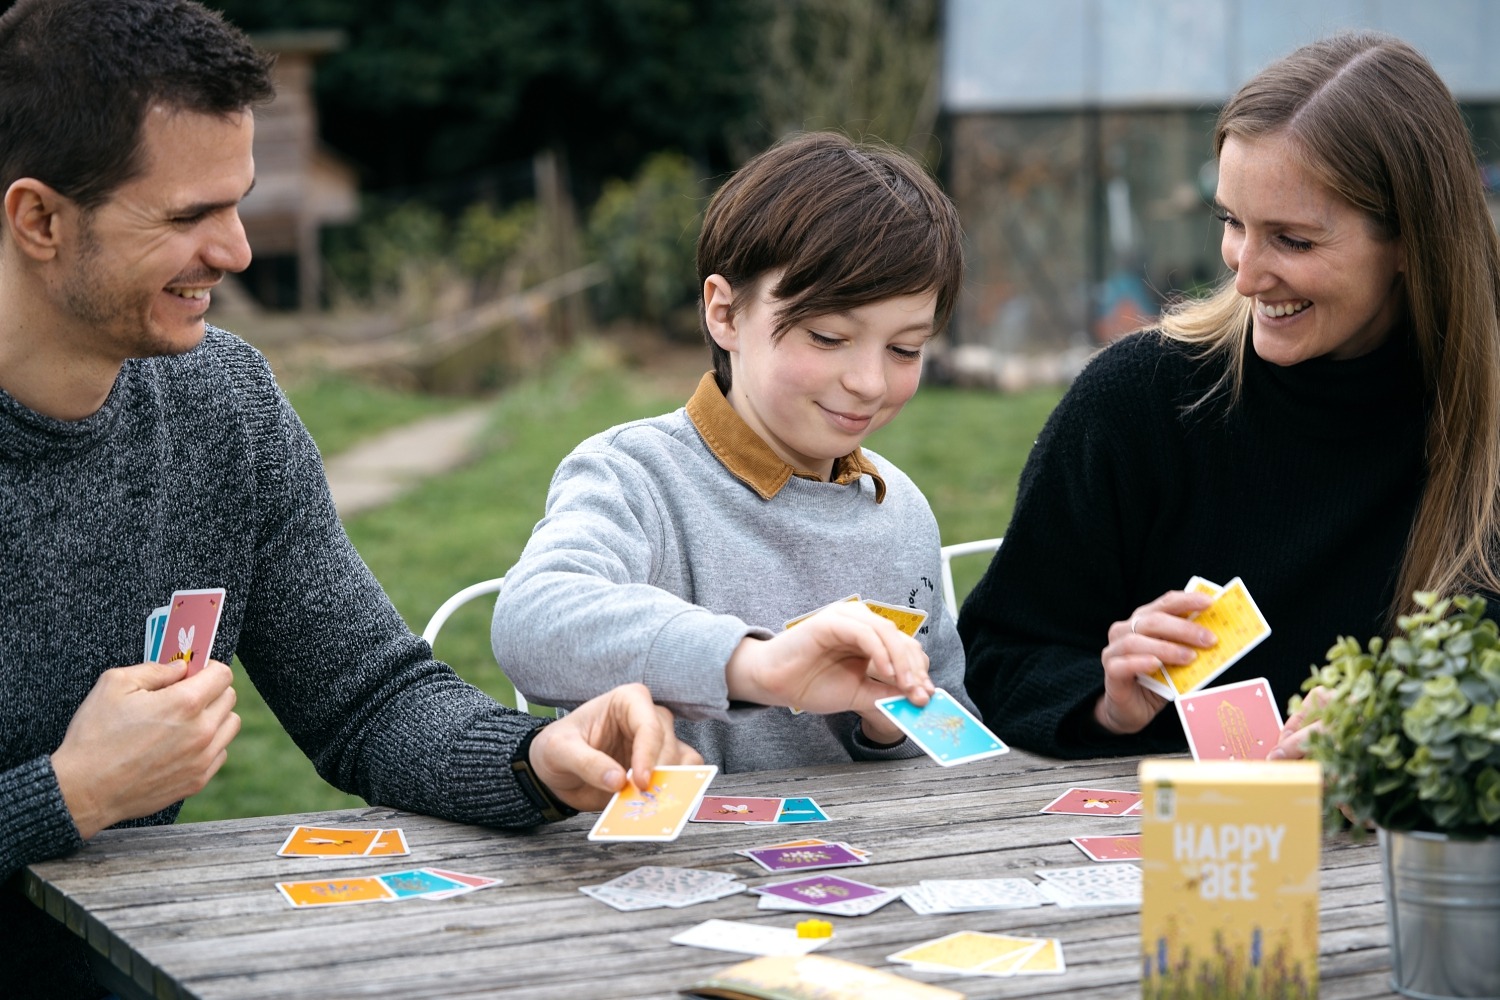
702,274,738,352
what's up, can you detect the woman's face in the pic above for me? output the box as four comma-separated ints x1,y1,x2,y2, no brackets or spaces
1217,133,1406,366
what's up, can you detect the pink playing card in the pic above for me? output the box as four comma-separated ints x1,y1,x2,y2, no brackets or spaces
158,588,226,678
1175,677,1284,761
1039,787,1142,816
1071,834,1143,862
692,796,783,823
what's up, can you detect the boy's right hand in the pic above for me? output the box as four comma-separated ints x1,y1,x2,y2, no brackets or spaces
724,603,933,735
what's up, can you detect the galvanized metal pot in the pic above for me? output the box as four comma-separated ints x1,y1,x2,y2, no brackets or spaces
1380,828,1500,999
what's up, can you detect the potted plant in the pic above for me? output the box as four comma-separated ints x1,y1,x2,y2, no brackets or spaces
1299,592,1500,1000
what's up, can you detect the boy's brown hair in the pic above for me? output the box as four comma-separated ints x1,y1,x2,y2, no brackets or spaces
697,131,964,392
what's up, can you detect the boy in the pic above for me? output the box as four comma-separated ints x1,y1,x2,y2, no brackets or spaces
493,132,973,771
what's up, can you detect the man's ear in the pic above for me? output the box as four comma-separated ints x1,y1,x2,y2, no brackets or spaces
702,274,738,352
4,178,70,261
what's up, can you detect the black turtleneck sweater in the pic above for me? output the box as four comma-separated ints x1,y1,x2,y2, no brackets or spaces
959,328,1429,759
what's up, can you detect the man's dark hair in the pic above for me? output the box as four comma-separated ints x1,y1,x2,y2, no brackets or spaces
697,131,965,393
0,0,274,210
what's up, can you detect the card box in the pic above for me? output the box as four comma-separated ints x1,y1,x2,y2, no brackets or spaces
1139,760,1321,1000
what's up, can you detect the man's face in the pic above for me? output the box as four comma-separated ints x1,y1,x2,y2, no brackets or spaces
56,105,255,359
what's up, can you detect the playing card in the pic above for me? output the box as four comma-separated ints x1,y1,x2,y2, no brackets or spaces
861,598,928,637
670,919,830,957
1139,576,1222,699
737,838,868,859
366,828,410,856
1011,938,1066,975
143,605,169,662
743,842,868,873
418,868,502,899
692,796,783,823
1039,786,1142,816
752,875,897,917
276,876,395,908
902,878,1050,914
277,826,384,857
887,932,1044,974
376,869,468,900
1071,834,1143,862
579,884,664,911
1176,676,1284,761
599,866,742,907
157,587,226,678
783,593,861,630
1035,864,1142,907
1162,577,1271,695
874,688,1009,766
588,764,717,841
771,797,829,824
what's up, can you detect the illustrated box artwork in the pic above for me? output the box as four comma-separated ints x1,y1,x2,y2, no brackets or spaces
1138,760,1321,1000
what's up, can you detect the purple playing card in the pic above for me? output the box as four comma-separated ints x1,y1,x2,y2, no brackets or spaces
754,875,885,908
744,843,868,873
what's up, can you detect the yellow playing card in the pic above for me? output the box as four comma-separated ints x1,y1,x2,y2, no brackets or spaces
1163,577,1271,695
887,931,1043,972
588,764,717,841
861,599,928,637
276,876,395,908
1007,937,1065,975
1140,577,1222,699
783,594,861,630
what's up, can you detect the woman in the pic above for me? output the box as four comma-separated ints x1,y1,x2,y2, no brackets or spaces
959,31,1500,759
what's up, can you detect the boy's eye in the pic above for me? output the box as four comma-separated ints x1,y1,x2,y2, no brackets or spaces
889,345,923,361
808,331,841,348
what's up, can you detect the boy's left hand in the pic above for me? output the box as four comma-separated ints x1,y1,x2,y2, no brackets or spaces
724,603,934,723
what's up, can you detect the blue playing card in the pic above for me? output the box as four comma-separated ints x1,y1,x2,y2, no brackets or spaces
376,869,467,899
874,688,1010,767
144,605,169,662
775,797,830,824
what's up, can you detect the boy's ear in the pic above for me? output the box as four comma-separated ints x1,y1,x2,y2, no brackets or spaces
5,178,70,262
702,274,739,352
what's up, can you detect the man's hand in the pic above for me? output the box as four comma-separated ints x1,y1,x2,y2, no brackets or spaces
50,659,240,840
724,602,934,743
527,683,702,812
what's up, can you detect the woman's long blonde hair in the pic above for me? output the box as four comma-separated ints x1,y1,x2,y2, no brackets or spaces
1162,31,1500,619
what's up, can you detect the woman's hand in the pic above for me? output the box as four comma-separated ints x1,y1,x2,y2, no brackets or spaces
1268,685,1333,760
1095,590,1216,735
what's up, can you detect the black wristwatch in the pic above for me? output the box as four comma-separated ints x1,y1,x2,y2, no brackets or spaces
511,723,579,822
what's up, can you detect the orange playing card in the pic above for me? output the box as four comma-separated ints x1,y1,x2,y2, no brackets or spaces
276,876,395,908
588,765,717,841
277,826,383,857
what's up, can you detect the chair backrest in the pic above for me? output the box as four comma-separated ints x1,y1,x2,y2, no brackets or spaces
938,537,1003,619
421,576,530,713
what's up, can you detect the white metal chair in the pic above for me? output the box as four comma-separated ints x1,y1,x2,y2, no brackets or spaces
421,576,530,713
938,537,1003,619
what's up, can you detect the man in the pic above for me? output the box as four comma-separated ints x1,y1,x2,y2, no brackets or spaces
0,2,697,996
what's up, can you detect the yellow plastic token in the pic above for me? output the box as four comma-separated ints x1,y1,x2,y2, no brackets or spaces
795,918,834,938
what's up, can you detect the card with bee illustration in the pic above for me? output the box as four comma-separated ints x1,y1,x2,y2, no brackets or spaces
157,588,226,678
588,764,717,841
874,688,1009,767
1040,787,1142,816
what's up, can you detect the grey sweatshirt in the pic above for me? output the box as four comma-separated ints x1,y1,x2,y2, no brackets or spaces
0,326,549,999
492,376,974,772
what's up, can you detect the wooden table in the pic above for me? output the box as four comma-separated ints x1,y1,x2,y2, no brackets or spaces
21,750,1395,999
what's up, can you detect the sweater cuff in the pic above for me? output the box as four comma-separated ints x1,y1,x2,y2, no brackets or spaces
848,718,924,761
0,757,85,879
441,710,554,830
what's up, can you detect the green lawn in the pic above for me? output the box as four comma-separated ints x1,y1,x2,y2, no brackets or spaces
178,351,1061,821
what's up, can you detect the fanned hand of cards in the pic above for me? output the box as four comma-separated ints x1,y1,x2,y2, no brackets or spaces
1139,576,1271,700
148,587,226,678
874,688,1008,766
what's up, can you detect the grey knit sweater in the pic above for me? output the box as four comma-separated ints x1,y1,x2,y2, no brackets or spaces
1,327,549,999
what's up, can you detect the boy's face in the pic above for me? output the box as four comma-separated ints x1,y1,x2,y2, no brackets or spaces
705,273,936,481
